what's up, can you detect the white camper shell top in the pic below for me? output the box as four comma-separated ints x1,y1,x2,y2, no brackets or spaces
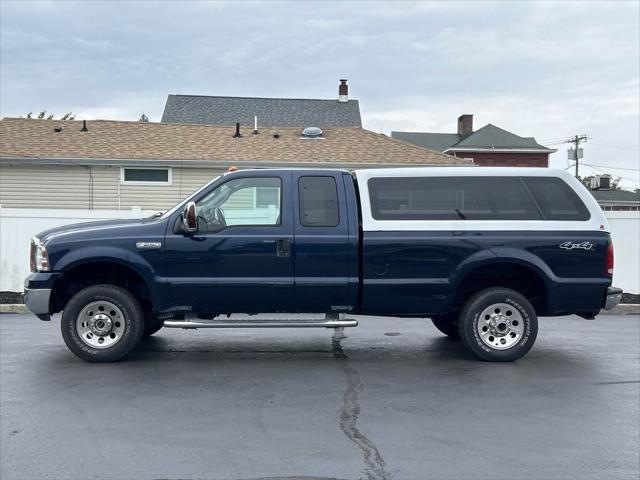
354,167,609,233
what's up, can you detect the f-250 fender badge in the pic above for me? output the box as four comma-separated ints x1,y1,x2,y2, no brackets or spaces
559,241,594,251
136,241,162,250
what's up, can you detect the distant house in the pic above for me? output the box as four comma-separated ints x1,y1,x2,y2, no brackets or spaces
590,189,640,211
392,114,556,167
161,79,362,128
0,118,469,212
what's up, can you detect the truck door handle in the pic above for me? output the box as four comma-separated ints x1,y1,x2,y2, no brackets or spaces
276,238,291,257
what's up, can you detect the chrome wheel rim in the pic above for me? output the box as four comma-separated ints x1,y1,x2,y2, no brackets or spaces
76,301,125,349
477,303,524,350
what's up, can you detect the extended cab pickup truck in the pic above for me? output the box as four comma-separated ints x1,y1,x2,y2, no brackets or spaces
24,167,622,362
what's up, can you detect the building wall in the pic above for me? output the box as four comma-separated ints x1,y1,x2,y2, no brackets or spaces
0,164,225,211
450,151,549,167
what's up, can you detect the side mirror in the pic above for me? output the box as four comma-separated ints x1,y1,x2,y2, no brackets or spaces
182,201,197,233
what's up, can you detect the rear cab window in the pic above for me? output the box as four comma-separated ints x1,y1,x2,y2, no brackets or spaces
299,176,339,227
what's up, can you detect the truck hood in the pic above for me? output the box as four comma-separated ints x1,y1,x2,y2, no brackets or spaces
38,218,151,243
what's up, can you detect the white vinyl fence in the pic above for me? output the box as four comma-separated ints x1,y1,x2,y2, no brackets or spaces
1,207,154,293
606,211,640,295
1,207,639,295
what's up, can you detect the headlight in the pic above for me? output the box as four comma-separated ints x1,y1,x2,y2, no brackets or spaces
30,237,49,272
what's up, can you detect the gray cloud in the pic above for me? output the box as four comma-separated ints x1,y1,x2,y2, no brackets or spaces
1,0,638,186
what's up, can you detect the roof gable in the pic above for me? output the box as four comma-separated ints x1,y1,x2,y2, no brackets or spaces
161,94,362,128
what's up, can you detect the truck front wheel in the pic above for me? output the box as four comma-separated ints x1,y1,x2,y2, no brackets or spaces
458,287,538,362
61,284,144,362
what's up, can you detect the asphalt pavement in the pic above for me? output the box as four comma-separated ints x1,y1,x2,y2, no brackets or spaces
1,313,638,480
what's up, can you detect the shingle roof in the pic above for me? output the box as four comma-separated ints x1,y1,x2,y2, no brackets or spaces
0,118,468,166
161,94,362,127
453,124,553,151
391,132,460,152
590,189,640,204
392,124,555,153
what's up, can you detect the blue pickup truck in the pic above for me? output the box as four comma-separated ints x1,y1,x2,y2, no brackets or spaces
24,167,621,362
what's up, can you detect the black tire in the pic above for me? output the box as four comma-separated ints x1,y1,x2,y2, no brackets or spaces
431,314,460,339
458,287,538,362
61,284,144,362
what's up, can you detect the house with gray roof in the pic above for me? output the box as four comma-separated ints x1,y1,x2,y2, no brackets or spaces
590,189,640,211
392,114,556,167
161,79,361,128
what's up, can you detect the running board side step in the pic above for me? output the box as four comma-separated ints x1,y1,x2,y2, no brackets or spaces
163,318,358,329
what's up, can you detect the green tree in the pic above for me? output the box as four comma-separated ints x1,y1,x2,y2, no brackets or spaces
139,113,149,122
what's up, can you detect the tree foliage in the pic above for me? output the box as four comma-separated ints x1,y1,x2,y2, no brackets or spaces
139,113,149,122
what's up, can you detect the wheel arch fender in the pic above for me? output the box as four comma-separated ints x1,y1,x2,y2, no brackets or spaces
51,246,163,311
451,247,556,314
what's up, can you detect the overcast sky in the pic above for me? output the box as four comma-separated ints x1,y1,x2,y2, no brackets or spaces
1,0,639,188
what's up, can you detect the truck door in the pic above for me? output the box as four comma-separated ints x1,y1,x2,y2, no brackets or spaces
164,171,294,314
293,172,354,313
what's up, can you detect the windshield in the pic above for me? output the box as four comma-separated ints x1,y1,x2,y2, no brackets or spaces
154,175,222,220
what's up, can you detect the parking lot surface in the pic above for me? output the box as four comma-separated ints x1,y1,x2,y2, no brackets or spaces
1,313,639,480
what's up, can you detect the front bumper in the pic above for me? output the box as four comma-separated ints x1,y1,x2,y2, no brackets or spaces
24,288,52,321
604,287,623,311
24,272,59,321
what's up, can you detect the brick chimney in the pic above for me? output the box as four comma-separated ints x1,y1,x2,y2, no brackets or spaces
338,79,348,102
457,114,473,137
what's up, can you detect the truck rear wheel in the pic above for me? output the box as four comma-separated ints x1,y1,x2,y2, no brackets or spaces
431,314,460,339
458,287,538,362
61,284,144,362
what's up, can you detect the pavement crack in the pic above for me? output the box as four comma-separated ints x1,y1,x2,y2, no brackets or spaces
332,330,390,480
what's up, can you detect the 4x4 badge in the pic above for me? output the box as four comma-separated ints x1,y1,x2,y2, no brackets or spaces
559,241,593,251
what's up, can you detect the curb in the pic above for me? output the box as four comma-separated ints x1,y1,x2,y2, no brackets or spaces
600,304,640,315
0,304,29,314
1,303,638,315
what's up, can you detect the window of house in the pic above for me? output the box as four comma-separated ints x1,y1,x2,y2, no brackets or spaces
121,167,171,185
523,177,590,221
255,187,281,209
299,176,339,227
196,177,281,230
368,176,541,221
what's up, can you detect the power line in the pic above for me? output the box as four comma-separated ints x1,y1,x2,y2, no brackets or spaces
581,163,640,172
580,163,639,184
588,141,640,151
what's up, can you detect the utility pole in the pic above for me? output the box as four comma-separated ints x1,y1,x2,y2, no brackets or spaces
565,135,588,178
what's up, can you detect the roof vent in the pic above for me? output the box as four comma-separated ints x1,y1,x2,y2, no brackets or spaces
80,120,88,132
301,126,323,139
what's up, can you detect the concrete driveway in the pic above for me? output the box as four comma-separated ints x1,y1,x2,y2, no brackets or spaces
1,313,638,480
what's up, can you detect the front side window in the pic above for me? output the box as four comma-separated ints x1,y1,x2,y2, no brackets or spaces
299,176,339,227
368,176,541,221
195,177,281,231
